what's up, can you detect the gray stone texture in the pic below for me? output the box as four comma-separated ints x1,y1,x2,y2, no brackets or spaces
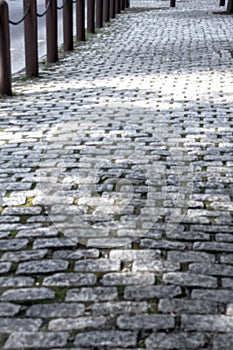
4,332,68,349
74,331,137,347
145,332,206,349
0,0,233,349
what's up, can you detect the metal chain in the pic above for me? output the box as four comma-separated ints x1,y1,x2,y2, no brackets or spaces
9,1,31,25
37,0,52,17
57,0,69,10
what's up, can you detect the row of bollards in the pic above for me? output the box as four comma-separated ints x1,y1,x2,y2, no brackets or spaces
0,1,12,96
0,0,129,96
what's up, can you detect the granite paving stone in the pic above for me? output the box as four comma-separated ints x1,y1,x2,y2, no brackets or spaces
191,289,233,303
213,334,233,350
0,276,35,287
0,0,232,348
102,272,155,285
43,273,97,286
158,298,225,315
65,287,118,302
145,332,206,349
0,249,49,262
16,260,69,274
4,332,68,349
26,303,85,318
124,285,182,300
91,301,148,315
181,315,233,332
48,316,108,331
163,272,218,288
116,314,175,330
1,288,55,301
0,262,12,274
0,318,42,332
74,331,137,347
74,258,121,272
0,239,29,251
0,303,21,317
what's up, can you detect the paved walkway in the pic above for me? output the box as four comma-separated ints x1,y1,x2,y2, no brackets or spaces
0,0,233,349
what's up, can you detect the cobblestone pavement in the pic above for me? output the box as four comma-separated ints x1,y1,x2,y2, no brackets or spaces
0,0,233,348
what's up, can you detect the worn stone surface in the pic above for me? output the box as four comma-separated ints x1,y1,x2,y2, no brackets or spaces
65,287,118,302
16,259,69,274
182,315,233,332
145,332,206,349
48,316,107,331
43,273,97,286
117,314,175,330
0,303,21,317
26,303,85,318
0,0,233,348
4,332,68,349
74,331,137,347
0,318,42,333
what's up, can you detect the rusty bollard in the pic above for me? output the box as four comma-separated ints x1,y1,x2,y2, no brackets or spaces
0,0,12,96
87,0,95,33
170,0,176,7
96,0,103,28
24,0,38,77
227,0,233,12
63,0,73,51
125,0,129,8
77,0,85,41
103,0,110,22
110,0,116,18
116,0,121,14
46,0,58,62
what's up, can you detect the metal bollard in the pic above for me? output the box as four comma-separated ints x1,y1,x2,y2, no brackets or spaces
219,0,225,5
170,0,176,7
63,0,73,51
24,0,38,77
46,0,58,62
125,0,129,7
87,0,95,33
77,0,85,41
110,0,115,18
120,0,124,10
227,0,233,12
115,0,121,14
103,0,110,22
0,0,12,96
96,0,103,28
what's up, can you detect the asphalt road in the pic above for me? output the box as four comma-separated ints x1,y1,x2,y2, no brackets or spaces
7,0,77,74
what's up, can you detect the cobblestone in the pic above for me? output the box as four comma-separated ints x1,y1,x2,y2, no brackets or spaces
0,0,233,348
0,303,21,317
4,332,68,349
163,272,218,288
1,288,55,301
74,331,137,347
102,272,155,285
74,258,121,272
48,316,107,331
1,249,48,262
66,287,118,302
26,303,85,318
0,318,42,332
117,314,175,330
182,315,233,332
145,332,206,349
43,273,97,286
